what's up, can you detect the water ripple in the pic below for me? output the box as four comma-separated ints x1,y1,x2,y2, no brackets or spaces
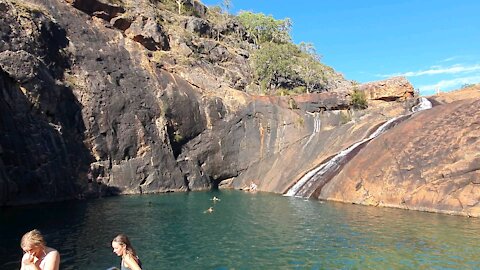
1,191,480,269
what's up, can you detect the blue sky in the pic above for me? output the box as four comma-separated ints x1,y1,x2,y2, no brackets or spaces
201,0,480,95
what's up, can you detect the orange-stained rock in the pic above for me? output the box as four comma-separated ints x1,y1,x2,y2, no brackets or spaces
359,76,415,101
319,96,480,217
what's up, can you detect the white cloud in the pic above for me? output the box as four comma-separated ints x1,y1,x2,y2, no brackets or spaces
380,64,480,78
439,56,458,63
418,75,480,92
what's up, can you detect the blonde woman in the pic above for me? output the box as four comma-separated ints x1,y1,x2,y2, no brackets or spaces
20,229,60,270
111,234,142,270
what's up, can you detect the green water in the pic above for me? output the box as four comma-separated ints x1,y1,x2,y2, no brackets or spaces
1,190,480,269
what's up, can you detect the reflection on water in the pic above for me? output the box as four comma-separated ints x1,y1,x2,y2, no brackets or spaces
1,191,480,269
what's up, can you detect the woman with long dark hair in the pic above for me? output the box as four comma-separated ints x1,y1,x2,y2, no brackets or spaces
111,234,142,270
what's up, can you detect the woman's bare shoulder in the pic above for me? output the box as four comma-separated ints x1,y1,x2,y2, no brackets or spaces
46,247,58,252
45,247,60,258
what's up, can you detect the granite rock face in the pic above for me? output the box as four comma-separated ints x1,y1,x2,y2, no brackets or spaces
293,92,350,112
318,95,480,217
0,0,260,202
1,0,478,218
0,3,89,204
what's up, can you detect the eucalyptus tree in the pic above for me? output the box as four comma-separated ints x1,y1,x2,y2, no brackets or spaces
237,11,334,94
221,0,232,13
252,42,301,92
237,11,292,45
297,42,326,93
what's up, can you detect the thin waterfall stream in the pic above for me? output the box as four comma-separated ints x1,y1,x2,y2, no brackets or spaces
285,98,432,198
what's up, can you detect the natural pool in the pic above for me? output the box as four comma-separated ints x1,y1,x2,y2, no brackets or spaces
1,190,480,269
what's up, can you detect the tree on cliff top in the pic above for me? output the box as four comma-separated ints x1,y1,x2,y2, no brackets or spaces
237,11,291,45
297,42,329,93
236,11,334,94
251,42,301,92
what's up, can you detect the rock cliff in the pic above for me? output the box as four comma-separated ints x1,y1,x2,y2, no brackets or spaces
0,0,478,217
318,86,480,217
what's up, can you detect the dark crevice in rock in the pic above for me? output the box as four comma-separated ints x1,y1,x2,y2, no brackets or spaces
211,180,220,190
111,16,132,31
65,0,125,21
132,35,162,51
374,96,400,102
166,122,183,159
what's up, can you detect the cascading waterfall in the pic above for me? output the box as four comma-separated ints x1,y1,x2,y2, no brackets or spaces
411,97,432,112
285,115,407,198
285,97,433,198
303,113,321,149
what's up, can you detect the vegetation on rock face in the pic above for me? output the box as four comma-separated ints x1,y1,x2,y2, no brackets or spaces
339,110,352,124
237,11,292,45
297,42,332,93
461,83,478,89
235,11,337,94
60,0,348,98
8,0,48,15
101,0,347,96
146,0,205,17
251,42,300,92
350,88,368,109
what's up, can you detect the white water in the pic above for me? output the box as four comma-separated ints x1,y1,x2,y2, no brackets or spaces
302,113,321,149
285,116,403,197
286,97,433,198
412,97,432,112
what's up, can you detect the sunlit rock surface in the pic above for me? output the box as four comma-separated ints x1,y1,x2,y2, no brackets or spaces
359,76,414,101
319,87,480,217
0,0,478,217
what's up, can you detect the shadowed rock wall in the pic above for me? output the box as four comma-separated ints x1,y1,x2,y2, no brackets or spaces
0,2,90,204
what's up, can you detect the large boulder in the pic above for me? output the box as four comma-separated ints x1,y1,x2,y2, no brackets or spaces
184,17,211,37
64,0,125,21
0,50,40,83
125,16,170,51
359,76,414,101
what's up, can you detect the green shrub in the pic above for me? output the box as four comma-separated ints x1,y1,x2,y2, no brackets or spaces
339,111,351,124
350,89,368,109
173,132,183,143
288,98,298,110
295,117,304,127
275,88,290,96
292,86,307,94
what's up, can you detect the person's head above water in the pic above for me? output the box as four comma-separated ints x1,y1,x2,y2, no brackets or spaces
21,229,46,255
111,234,142,270
112,234,137,257
20,229,60,270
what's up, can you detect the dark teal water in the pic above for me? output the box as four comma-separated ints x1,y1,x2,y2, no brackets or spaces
1,190,480,269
